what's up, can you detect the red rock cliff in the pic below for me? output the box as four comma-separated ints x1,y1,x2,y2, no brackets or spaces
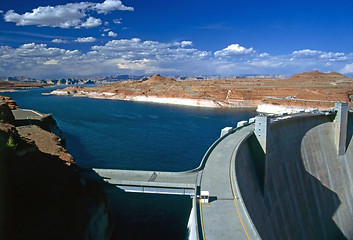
0,96,114,240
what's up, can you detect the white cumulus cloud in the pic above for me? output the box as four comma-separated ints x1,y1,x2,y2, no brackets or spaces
52,39,67,43
0,43,81,77
180,41,193,48
259,53,269,57
4,3,91,28
79,17,102,28
292,49,322,57
75,37,96,43
291,49,346,61
3,0,133,29
108,31,118,37
113,19,122,24
341,63,353,74
90,38,210,62
291,49,348,63
43,59,59,65
214,44,256,58
94,0,134,13
0,39,352,78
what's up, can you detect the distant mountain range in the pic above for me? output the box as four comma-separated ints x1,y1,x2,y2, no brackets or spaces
0,75,145,85
0,74,287,86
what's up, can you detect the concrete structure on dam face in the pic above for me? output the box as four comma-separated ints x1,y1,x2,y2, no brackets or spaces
236,106,353,239
335,102,349,155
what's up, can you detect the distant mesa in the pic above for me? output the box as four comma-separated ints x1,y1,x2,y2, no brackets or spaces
142,74,177,84
290,70,348,80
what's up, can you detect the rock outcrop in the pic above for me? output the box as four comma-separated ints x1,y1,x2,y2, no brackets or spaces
0,81,48,91
289,70,348,80
141,74,177,84
0,96,114,240
0,102,15,125
0,96,19,125
0,96,18,110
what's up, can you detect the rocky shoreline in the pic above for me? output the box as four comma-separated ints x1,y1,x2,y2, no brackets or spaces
47,71,353,113
48,89,261,108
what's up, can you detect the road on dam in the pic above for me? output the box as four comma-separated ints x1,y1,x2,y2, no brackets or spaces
94,123,261,239
199,124,259,239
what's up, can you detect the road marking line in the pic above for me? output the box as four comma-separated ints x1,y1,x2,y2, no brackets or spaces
230,140,251,240
199,199,206,240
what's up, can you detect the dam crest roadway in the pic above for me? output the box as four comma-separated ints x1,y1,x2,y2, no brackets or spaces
93,102,353,240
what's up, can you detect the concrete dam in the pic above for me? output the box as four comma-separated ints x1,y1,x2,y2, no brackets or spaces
95,103,353,239
235,103,353,239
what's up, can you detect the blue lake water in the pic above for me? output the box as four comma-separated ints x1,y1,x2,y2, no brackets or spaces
5,86,257,239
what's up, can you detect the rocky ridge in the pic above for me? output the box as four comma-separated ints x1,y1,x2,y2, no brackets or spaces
289,70,348,80
141,74,177,84
0,80,49,92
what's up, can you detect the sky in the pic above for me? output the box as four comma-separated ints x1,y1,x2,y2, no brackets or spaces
0,0,353,78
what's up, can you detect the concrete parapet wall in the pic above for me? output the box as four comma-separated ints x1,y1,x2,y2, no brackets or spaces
234,113,353,239
255,116,270,154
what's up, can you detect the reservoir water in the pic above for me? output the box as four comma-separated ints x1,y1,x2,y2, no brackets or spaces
5,86,256,239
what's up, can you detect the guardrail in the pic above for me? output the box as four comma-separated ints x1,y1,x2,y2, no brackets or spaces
105,179,195,189
117,185,195,195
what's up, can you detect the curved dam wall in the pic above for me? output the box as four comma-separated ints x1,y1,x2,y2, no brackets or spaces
235,112,353,239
